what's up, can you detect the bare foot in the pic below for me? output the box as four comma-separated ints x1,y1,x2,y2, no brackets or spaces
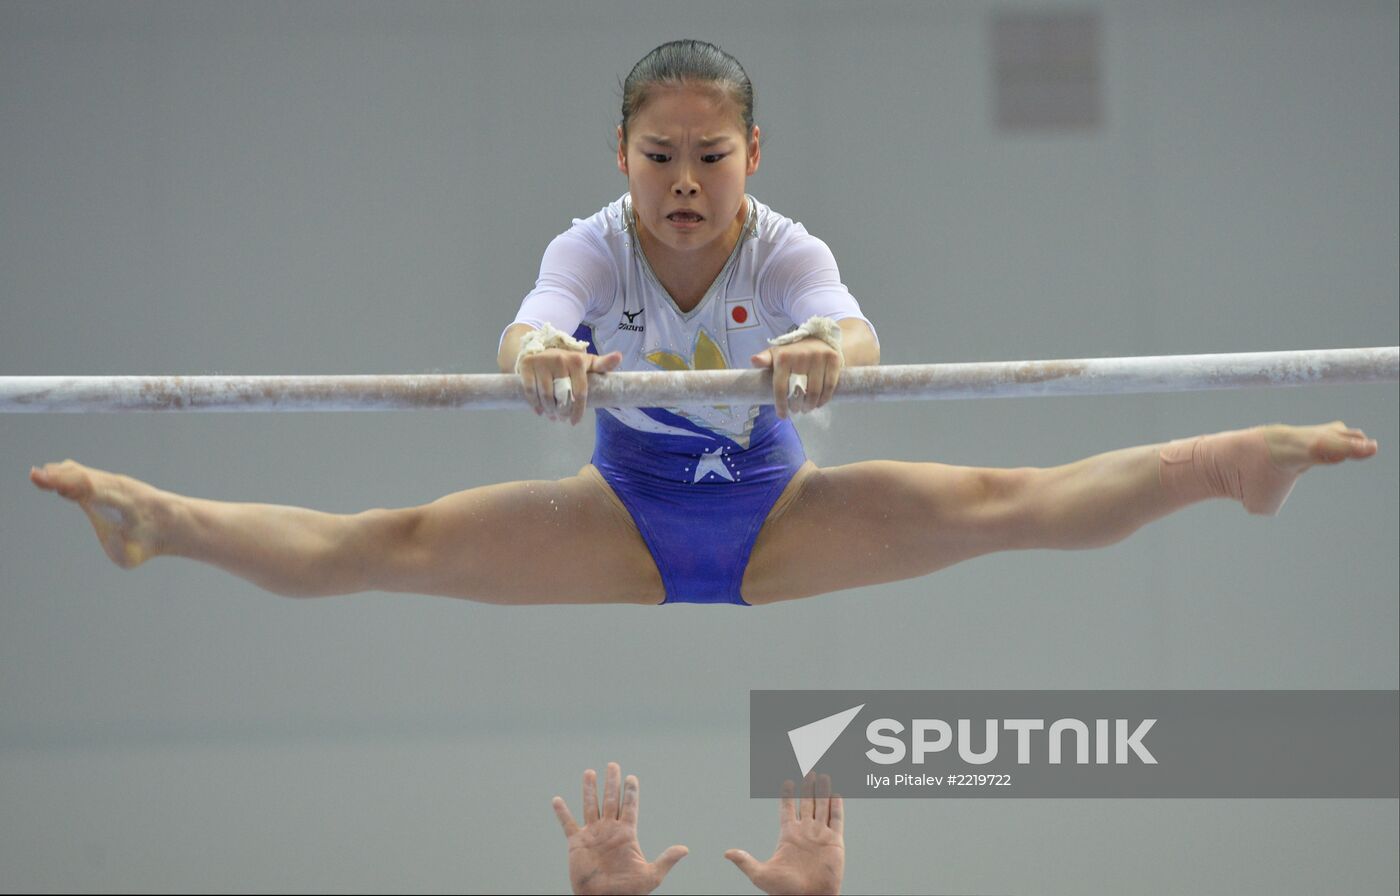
1261,421,1379,472
30,460,169,568
1246,421,1378,514
1160,422,1378,515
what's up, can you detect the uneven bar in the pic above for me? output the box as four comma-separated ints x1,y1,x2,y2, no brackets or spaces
1,347,1395,413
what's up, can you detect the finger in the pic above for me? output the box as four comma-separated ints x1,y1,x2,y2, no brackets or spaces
800,772,816,819
568,386,586,426
591,351,623,373
567,360,588,426
552,376,575,421
540,355,571,419
829,794,845,837
582,768,599,825
552,375,574,404
772,360,792,419
532,369,555,419
787,373,809,415
551,796,580,839
542,361,565,420
785,357,813,416
751,347,788,414
603,761,621,820
724,849,763,882
651,845,688,879
817,361,840,410
517,362,544,416
779,779,796,825
800,366,826,414
620,773,640,826
816,774,832,825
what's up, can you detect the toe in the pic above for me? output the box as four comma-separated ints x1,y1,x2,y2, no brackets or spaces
54,469,93,502
1315,431,1377,463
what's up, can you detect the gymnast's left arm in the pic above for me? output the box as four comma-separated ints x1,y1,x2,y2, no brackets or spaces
754,231,880,414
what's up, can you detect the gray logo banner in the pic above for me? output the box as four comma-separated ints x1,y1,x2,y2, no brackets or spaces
749,690,1399,798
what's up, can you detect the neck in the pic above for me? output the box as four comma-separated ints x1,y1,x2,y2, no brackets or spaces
634,197,748,292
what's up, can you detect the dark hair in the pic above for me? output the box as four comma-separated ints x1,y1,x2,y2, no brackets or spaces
619,40,755,144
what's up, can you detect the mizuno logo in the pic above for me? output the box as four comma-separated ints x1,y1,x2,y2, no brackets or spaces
617,307,644,332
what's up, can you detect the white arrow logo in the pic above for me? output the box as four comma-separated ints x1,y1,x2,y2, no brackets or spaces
787,704,865,776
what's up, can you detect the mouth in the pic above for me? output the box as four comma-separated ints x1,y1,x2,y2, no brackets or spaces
666,210,705,225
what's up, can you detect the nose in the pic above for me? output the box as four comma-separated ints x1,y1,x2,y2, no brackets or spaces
672,163,699,197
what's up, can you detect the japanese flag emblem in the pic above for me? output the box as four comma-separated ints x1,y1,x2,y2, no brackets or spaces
726,297,758,331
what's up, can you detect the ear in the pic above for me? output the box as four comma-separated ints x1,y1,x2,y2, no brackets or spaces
617,125,629,175
746,125,761,176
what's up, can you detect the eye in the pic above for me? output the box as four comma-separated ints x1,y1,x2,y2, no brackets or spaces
702,154,728,164
645,153,670,163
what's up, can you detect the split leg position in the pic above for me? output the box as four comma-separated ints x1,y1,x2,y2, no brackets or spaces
29,422,1378,605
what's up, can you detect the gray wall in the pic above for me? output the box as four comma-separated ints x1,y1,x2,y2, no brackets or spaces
2,1,1396,893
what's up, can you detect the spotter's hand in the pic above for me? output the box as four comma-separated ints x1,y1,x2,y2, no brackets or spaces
551,762,688,896
517,349,622,425
751,338,842,419
725,774,845,896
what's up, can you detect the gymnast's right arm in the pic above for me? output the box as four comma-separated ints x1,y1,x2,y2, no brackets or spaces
499,230,621,425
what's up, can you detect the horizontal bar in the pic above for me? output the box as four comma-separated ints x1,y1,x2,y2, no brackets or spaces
1,347,1395,413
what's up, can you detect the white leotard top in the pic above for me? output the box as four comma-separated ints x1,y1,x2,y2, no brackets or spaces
503,193,875,448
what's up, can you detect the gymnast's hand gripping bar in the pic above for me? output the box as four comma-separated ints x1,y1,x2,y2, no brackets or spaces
1,347,1395,413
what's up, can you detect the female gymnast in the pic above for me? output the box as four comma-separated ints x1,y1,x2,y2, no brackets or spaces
30,40,1378,607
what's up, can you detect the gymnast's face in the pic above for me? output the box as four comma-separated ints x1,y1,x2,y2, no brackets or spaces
617,84,760,259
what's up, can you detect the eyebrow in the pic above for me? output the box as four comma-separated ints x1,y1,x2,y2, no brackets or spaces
640,135,735,148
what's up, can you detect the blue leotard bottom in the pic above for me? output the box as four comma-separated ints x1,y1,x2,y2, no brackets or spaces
591,406,807,605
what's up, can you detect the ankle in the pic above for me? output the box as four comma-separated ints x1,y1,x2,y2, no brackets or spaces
149,487,191,558
1157,429,1298,515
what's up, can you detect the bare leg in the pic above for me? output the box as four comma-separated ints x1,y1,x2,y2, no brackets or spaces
30,460,664,604
743,422,1378,604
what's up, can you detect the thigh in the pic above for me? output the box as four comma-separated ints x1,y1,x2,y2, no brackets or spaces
742,459,1030,605
383,464,664,605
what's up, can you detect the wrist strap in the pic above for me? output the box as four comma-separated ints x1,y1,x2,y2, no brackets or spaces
514,323,590,376
767,315,844,360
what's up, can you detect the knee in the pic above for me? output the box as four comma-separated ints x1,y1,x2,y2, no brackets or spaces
952,466,1040,548
353,505,451,595
359,506,423,552
972,466,1035,505
866,463,1034,539
916,465,1034,516
378,502,513,600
